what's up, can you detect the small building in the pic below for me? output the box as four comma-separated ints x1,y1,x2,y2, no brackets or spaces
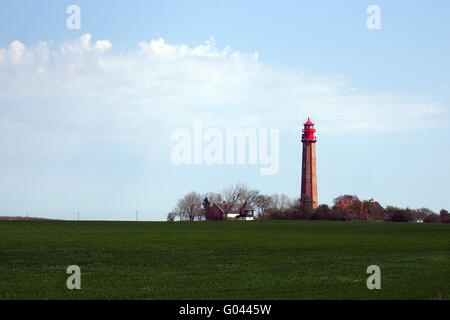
365,198,386,219
206,202,255,221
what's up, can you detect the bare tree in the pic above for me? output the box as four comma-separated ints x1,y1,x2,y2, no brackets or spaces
174,191,203,222
203,192,223,206
172,185,263,221
221,184,259,215
269,193,292,211
279,194,292,210
255,194,273,217
221,184,247,214
271,193,280,210
415,207,436,221
243,189,260,207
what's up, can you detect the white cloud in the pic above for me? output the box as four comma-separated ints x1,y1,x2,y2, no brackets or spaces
8,40,27,64
0,34,448,158
94,40,112,52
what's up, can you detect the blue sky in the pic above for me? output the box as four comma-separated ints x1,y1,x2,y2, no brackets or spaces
0,1,449,220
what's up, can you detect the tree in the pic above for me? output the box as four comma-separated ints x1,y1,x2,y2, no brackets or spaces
271,194,280,210
203,192,223,206
332,195,363,219
440,209,450,223
167,211,176,222
244,189,260,207
255,194,273,217
349,199,365,218
221,184,259,215
313,204,329,219
174,191,203,222
386,206,414,222
270,193,292,211
202,197,211,217
333,194,359,205
279,194,292,210
415,208,436,221
423,214,439,223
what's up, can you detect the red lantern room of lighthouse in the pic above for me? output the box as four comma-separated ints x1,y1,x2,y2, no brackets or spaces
300,118,318,209
301,119,317,142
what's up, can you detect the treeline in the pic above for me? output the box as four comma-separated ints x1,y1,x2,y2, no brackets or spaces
168,187,449,224
266,195,450,223
167,184,294,222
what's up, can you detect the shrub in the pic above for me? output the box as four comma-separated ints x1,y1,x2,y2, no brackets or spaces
313,204,333,220
266,209,286,220
423,214,439,223
265,202,438,224
386,206,414,222
440,209,450,223
166,212,176,222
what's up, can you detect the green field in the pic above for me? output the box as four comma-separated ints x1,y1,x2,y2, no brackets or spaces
0,220,449,299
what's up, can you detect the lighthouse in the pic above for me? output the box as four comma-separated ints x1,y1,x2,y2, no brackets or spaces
300,118,318,208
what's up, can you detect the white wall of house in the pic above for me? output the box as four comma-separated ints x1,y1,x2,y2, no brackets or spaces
238,216,254,221
226,213,254,221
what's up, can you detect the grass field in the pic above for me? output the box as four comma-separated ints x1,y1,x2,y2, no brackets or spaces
0,220,449,299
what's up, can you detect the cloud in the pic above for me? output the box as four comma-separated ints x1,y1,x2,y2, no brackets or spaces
0,33,448,159
8,40,28,64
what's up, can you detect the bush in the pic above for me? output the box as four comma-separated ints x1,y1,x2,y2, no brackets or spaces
415,208,436,221
267,204,349,221
422,209,450,223
386,206,414,222
265,202,438,224
441,216,450,223
423,214,439,223
312,204,332,220
166,212,176,222
267,209,291,220
440,209,450,223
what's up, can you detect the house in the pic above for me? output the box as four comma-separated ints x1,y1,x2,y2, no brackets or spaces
206,202,255,221
364,198,386,219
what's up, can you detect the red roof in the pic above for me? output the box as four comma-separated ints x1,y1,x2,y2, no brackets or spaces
304,119,314,126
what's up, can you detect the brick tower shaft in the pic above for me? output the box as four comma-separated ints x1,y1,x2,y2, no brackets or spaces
301,119,318,208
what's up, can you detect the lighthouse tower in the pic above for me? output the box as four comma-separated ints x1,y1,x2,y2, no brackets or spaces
301,118,318,209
